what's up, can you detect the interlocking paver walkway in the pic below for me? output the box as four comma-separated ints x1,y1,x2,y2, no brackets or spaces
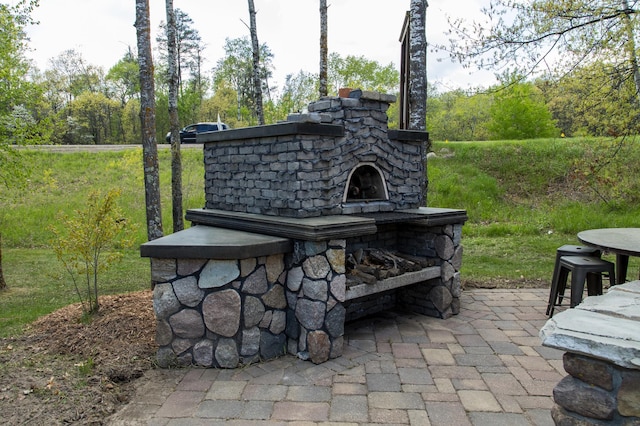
108,288,561,425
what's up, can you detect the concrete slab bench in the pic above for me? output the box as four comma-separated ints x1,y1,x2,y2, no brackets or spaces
540,281,640,424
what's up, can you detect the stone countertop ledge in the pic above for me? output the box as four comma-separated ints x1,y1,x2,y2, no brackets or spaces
140,225,292,260
540,281,640,370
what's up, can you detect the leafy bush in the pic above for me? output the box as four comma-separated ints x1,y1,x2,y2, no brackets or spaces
49,189,136,315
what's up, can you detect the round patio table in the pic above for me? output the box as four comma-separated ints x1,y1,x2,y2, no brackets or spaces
577,228,640,284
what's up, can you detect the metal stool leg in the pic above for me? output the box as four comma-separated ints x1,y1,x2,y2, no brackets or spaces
549,266,570,317
570,268,588,307
546,257,562,315
586,272,603,296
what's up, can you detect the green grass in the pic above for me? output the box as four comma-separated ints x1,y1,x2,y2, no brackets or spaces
428,137,640,281
1,147,204,337
2,138,640,337
3,148,205,248
0,248,150,337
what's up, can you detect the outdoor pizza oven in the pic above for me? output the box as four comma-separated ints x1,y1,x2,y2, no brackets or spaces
142,90,467,368
196,90,429,218
345,163,389,202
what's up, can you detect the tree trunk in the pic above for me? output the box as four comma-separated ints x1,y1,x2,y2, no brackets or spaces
247,0,264,125
622,0,640,106
0,233,6,290
319,0,328,97
135,0,164,241
408,0,427,131
166,0,184,232
409,0,428,206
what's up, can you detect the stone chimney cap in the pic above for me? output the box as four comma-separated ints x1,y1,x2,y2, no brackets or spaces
339,88,396,103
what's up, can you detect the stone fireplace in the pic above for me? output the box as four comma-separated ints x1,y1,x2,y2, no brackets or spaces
201,91,427,218
141,91,467,368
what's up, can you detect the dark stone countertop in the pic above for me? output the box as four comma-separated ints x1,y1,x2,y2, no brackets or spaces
140,225,292,260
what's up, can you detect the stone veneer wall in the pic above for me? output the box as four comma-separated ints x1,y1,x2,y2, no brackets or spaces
398,223,463,319
552,353,640,424
151,240,347,368
202,93,427,218
284,239,347,364
152,255,289,368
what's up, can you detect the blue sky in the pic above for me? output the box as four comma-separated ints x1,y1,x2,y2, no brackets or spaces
22,0,497,91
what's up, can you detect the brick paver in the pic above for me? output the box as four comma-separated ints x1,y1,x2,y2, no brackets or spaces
107,289,560,425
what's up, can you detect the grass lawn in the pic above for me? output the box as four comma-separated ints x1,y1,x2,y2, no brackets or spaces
0,249,150,337
428,137,640,283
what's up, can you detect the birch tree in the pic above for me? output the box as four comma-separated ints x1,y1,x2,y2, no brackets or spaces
247,0,264,125
165,0,183,232
319,0,328,97
135,0,163,241
409,0,428,131
212,37,273,124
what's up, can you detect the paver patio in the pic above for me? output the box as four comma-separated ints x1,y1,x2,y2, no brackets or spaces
108,288,561,425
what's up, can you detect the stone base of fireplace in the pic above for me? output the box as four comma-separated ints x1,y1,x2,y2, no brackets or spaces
141,207,467,368
540,281,640,424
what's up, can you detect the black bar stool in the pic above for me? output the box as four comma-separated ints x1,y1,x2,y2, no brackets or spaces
546,245,601,316
548,255,615,317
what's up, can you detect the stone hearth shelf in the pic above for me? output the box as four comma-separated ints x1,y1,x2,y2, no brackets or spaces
540,281,640,425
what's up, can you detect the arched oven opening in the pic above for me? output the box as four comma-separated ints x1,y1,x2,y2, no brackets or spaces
343,163,389,202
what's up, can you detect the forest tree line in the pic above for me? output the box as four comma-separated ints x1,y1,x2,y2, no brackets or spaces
428,62,639,141
2,7,400,147
2,4,640,146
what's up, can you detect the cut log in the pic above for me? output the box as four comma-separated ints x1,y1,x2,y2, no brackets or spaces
349,268,377,284
395,252,435,268
375,267,401,280
355,264,377,275
346,248,434,283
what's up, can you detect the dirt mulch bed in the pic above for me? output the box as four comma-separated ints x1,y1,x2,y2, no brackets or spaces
0,291,156,425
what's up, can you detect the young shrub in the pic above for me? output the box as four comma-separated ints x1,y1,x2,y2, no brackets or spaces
50,189,136,316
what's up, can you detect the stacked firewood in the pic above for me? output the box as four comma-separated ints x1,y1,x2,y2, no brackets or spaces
346,248,436,286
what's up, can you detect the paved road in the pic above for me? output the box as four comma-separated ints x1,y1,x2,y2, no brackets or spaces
18,144,203,152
